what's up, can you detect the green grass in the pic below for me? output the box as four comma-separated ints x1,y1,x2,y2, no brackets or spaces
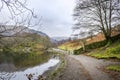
88,42,120,59
106,65,120,71
88,52,120,59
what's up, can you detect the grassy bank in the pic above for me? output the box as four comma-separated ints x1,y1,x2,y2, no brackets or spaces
87,41,120,59
106,65,120,71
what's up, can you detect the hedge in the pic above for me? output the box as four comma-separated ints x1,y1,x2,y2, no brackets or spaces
74,34,120,55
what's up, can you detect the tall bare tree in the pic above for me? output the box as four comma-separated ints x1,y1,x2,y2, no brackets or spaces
73,0,120,42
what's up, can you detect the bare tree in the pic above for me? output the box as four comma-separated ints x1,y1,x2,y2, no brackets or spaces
0,1,42,80
0,0,42,39
73,0,120,42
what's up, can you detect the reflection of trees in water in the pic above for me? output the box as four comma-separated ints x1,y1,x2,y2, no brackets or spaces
14,52,53,68
0,72,16,80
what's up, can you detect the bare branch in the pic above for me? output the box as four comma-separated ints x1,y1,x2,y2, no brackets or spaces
73,0,120,40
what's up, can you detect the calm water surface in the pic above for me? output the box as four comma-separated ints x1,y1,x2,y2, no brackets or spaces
0,53,60,80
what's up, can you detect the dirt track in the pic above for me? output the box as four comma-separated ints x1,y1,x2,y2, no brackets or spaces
53,54,120,80
53,55,92,80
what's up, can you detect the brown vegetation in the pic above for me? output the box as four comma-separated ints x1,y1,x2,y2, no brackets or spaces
59,25,120,50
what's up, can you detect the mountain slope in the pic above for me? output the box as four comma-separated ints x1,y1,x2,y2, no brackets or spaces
59,25,120,51
0,25,52,50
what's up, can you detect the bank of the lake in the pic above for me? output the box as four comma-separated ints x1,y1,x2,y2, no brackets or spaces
45,53,66,80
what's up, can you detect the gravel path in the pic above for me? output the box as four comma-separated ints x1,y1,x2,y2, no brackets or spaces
53,54,120,80
70,55,120,80
53,55,92,80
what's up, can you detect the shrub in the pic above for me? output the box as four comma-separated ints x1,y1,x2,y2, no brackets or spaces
74,48,84,55
86,40,107,50
111,34,120,42
73,34,120,55
74,40,107,55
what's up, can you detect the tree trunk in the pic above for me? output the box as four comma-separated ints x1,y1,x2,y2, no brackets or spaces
80,40,86,51
104,35,112,47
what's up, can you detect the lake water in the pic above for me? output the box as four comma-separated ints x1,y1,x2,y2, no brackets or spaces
0,52,60,80
0,58,60,80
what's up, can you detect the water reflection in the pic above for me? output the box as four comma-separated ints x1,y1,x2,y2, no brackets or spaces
0,58,60,80
0,52,60,80
14,52,54,68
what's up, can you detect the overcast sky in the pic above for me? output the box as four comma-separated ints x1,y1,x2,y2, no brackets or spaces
28,0,75,37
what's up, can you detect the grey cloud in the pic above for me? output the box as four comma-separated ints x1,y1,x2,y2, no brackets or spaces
28,0,75,37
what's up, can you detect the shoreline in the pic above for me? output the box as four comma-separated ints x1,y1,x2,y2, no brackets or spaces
45,54,66,80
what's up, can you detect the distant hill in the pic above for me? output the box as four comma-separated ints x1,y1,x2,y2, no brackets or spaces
0,25,52,49
50,38,58,43
51,37,71,46
24,28,48,37
52,37,69,41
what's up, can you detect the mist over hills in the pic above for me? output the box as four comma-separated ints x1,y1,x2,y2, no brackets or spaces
52,37,69,41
